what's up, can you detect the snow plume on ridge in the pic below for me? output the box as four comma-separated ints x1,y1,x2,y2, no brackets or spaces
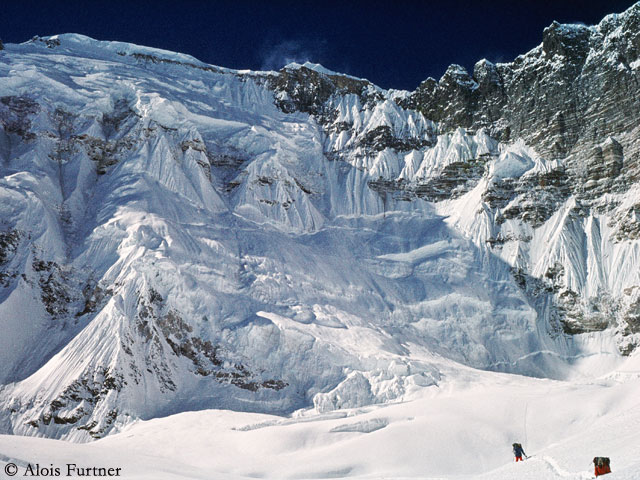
259,38,327,71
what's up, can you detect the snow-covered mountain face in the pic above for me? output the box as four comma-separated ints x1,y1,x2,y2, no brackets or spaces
0,4,639,442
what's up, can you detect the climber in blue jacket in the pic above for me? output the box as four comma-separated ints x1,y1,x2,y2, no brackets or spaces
513,443,527,462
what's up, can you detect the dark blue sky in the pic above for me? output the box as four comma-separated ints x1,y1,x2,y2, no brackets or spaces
1,1,636,90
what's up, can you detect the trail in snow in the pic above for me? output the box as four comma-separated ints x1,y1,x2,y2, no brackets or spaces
541,456,591,479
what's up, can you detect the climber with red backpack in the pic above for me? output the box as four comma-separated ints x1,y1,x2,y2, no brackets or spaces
593,457,611,477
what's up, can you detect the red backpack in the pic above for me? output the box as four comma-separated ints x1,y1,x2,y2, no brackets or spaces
593,457,611,476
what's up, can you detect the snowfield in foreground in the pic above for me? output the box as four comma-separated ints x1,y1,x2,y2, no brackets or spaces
2,354,639,480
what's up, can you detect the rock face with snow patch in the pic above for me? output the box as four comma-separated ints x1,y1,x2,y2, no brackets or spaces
0,5,639,441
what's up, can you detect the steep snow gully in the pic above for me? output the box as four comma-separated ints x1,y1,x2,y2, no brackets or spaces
1,3,640,480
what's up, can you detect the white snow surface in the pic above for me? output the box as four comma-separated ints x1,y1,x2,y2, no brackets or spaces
0,14,639,467
1,355,640,479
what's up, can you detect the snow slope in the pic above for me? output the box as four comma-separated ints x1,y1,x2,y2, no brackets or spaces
1,355,639,479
